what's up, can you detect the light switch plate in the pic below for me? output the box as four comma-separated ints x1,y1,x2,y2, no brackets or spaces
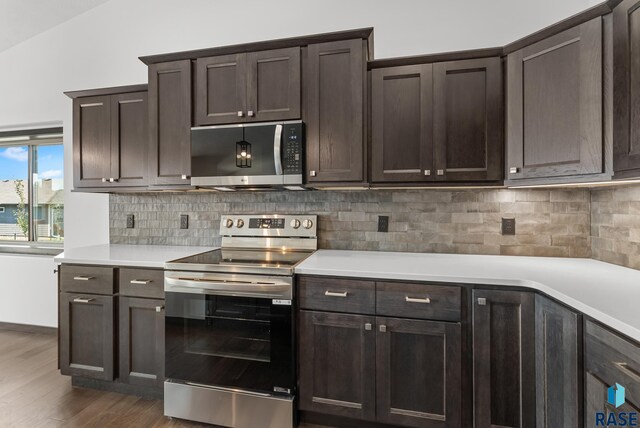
180,214,189,229
378,216,389,233
126,215,135,229
502,218,516,235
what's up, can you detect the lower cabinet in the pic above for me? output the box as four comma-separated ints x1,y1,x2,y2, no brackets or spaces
59,292,115,380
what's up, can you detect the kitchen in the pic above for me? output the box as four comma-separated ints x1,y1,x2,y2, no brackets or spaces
0,0,639,427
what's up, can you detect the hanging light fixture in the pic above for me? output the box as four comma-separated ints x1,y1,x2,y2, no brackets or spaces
236,141,252,168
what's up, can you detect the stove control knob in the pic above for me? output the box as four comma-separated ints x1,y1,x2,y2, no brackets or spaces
236,219,245,228
290,219,301,229
225,218,234,228
302,219,314,229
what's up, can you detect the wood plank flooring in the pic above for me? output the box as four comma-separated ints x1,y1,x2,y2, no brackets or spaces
0,326,325,428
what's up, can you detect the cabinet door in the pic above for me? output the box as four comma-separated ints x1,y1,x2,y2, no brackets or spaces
434,57,503,182
148,60,192,186
613,0,640,177
507,18,603,180
473,289,535,428
59,292,114,380
585,372,640,427
119,296,164,387
72,95,111,188
305,39,366,183
195,54,246,125
247,47,301,122
376,317,462,428
371,64,433,183
110,91,148,187
535,295,582,428
299,310,375,421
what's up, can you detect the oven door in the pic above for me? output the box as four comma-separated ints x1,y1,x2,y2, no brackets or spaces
164,272,294,396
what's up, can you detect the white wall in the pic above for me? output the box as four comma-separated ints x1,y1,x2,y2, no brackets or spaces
0,0,594,326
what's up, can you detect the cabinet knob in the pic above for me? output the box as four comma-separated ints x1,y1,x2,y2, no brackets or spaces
247,110,255,117
156,306,164,312
436,169,444,176
310,170,317,177
101,178,107,183
379,325,387,333
237,111,244,117
509,167,519,174
424,170,431,176
109,178,118,183
181,174,189,180
364,323,372,331
477,298,487,306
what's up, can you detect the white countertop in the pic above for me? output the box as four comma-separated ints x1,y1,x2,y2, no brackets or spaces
54,244,215,268
295,250,640,343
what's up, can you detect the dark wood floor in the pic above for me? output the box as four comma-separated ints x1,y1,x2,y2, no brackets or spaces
0,326,323,428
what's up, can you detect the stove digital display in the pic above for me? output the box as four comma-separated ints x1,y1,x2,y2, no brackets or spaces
249,218,285,229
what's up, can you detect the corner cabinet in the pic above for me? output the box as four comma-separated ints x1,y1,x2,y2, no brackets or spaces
506,17,607,184
613,0,640,178
69,86,148,189
148,60,192,187
304,39,368,185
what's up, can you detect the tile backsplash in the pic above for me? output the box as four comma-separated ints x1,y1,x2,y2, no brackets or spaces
110,189,591,258
591,185,640,270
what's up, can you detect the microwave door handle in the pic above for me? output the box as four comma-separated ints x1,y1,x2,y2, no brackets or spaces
274,124,283,175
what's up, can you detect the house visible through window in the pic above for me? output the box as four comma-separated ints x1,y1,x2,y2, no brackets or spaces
0,128,64,244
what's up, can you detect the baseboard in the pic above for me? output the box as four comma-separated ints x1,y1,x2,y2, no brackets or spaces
0,321,57,335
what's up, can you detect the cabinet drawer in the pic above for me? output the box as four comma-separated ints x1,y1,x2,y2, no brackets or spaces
585,320,640,405
119,268,164,299
376,282,461,321
60,265,115,295
298,276,375,314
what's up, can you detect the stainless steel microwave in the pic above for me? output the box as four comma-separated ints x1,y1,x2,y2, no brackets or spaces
190,120,303,189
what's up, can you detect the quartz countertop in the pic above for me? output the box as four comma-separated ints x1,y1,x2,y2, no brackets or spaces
295,250,640,342
53,244,215,268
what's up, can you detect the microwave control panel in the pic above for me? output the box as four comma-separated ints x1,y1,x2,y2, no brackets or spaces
282,123,303,174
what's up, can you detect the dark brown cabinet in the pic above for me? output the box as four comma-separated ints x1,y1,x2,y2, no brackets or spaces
371,57,502,184
506,17,604,182
148,60,192,186
71,88,148,189
59,291,115,380
534,295,582,428
305,39,367,184
194,48,300,125
299,310,376,421
613,0,640,178
473,289,535,428
376,317,461,428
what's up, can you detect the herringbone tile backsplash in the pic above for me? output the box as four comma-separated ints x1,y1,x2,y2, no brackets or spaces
110,188,591,258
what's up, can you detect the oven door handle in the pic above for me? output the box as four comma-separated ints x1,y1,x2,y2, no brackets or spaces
274,124,283,175
164,276,292,299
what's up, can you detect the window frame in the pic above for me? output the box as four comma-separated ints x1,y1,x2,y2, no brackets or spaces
0,127,63,255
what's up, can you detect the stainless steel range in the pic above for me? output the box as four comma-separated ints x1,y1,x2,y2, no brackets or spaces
163,214,317,428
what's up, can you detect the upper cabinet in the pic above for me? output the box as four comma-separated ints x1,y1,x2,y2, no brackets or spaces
506,17,608,184
194,47,301,125
613,0,640,179
68,86,148,189
148,60,192,187
304,39,368,184
370,56,503,185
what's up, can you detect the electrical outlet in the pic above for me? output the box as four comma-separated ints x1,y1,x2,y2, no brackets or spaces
180,214,189,229
502,217,516,235
126,215,135,229
378,215,389,233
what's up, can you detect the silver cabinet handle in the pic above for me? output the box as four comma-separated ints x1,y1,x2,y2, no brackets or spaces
436,169,444,176
379,325,387,333
324,291,348,297
156,306,164,312
273,124,283,175
181,174,189,180
247,110,255,117
73,276,94,281
424,170,431,176
509,167,519,174
405,296,431,304
237,111,244,117
109,178,118,183
477,298,487,306
364,323,372,331
73,297,94,303
310,170,317,177
130,279,152,285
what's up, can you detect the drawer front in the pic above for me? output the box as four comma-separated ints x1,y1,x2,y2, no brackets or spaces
298,276,375,314
376,282,461,321
60,265,115,295
119,268,164,299
585,320,640,405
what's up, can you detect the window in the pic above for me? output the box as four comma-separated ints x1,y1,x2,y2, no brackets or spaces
0,128,63,245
